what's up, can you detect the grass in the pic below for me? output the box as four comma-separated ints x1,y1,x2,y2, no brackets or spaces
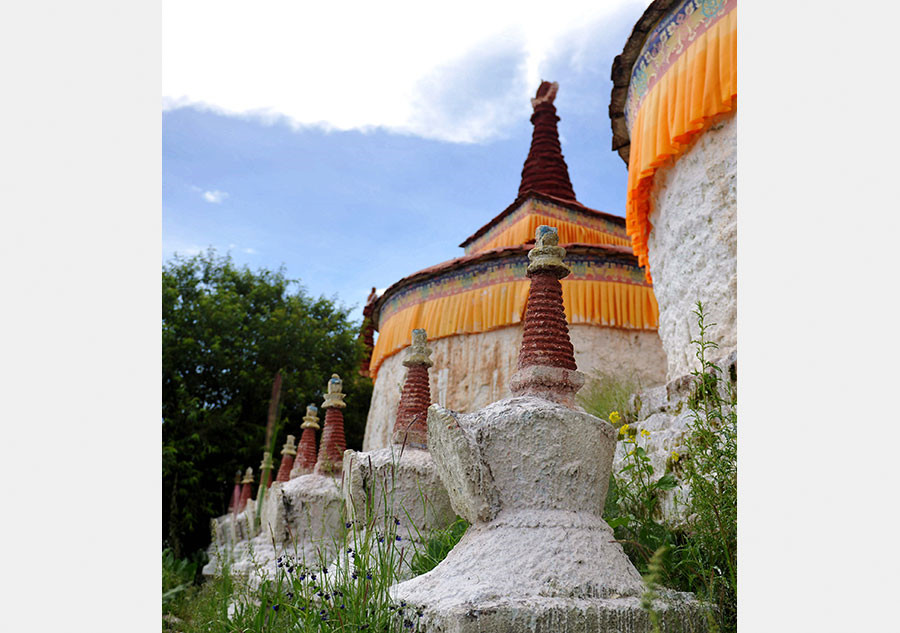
408,517,468,577
163,547,208,623
165,454,468,633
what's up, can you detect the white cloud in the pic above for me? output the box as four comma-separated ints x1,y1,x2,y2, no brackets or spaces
163,240,206,258
162,0,647,143
243,247,256,254
202,189,228,203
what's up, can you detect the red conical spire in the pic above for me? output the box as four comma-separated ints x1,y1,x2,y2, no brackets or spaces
509,225,585,407
315,374,348,476
293,405,320,477
392,328,434,449
275,434,297,483
238,467,254,512
228,469,242,513
518,81,577,202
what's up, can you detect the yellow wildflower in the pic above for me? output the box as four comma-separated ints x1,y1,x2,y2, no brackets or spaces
609,411,621,425
640,429,651,438
671,451,680,463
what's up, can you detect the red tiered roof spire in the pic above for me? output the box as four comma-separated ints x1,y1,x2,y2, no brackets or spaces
314,374,348,475
275,434,297,483
392,328,434,449
293,405,321,477
517,81,577,202
509,225,585,407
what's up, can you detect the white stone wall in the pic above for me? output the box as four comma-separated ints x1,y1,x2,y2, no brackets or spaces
363,323,667,451
647,111,737,381
612,384,693,527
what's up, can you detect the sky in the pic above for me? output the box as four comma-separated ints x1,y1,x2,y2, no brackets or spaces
162,0,651,322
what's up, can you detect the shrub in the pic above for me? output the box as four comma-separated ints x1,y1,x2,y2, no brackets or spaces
162,547,207,625
672,302,737,632
604,302,736,633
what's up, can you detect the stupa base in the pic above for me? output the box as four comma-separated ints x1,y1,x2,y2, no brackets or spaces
391,512,710,631
203,475,345,585
508,365,585,408
343,446,456,544
288,464,313,479
396,594,710,633
259,473,343,545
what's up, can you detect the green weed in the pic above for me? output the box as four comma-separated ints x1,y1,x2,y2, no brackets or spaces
673,302,737,632
604,302,736,633
606,421,679,570
409,516,468,577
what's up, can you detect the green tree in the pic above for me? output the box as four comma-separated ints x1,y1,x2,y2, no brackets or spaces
163,250,372,557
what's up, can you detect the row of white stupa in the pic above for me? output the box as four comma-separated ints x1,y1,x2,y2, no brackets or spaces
205,228,711,632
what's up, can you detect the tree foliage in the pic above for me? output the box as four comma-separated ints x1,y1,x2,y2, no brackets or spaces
163,250,372,557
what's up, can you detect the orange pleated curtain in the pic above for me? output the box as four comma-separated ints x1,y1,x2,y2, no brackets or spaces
625,7,737,280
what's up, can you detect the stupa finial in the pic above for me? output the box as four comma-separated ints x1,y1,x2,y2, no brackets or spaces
322,374,346,409
527,225,569,277
292,404,321,477
509,226,584,406
281,434,297,456
275,434,297,483
393,329,434,449
301,404,321,429
518,81,576,202
237,466,254,511
316,374,348,475
403,328,433,368
530,80,558,109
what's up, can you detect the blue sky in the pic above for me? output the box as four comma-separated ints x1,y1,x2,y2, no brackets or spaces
163,1,651,322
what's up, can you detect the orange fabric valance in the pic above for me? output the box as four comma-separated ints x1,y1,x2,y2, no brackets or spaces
625,5,737,280
475,213,631,254
370,279,658,378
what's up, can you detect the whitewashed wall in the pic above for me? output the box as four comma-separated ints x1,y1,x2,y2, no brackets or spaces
647,111,737,380
363,323,667,451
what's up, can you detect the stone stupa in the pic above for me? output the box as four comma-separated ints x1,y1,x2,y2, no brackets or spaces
343,329,455,554
257,376,348,562
390,226,709,632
